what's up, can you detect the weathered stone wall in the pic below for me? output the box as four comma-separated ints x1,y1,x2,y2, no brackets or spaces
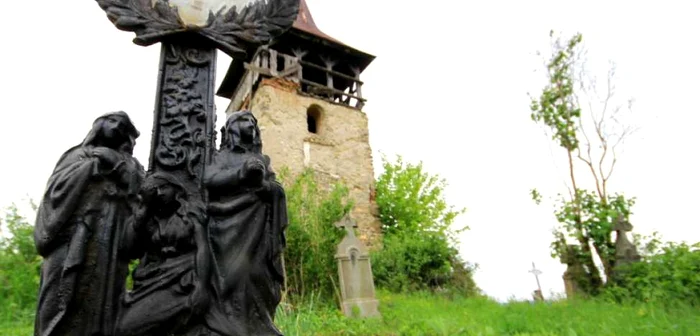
226,79,382,247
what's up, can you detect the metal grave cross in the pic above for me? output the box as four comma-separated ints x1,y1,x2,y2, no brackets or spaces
94,0,300,194
528,262,543,294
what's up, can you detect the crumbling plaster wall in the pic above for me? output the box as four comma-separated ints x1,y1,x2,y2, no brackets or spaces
226,79,382,246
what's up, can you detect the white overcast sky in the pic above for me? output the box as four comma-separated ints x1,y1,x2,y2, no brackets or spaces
1,1,699,302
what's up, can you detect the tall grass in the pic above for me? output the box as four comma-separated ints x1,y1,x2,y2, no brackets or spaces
274,290,699,336
3,290,698,336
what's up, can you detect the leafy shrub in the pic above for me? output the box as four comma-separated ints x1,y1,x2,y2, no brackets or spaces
372,231,478,296
372,231,450,292
371,155,478,295
279,168,353,305
0,203,41,321
602,239,700,306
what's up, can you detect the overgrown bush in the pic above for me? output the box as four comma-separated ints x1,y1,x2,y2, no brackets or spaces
279,168,353,305
371,155,479,296
602,238,700,306
0,203,40,322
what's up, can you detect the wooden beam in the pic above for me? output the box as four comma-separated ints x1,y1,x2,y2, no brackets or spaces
299,60,363,84
300,79,367,103
243,63,273,76
269,49,278,77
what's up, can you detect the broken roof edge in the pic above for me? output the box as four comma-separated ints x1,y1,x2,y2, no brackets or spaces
291,0,375,60
215,29,376,99
288,27,376,65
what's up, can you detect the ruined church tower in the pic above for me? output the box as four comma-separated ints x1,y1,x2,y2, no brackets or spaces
216,0,381,246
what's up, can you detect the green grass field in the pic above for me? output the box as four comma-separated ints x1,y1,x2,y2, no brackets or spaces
276,291,700,336
4,291,698,336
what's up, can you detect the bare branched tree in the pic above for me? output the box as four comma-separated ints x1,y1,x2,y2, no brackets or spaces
574,54,638,203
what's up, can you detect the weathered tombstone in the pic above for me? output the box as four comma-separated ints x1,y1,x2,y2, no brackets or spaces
31,1,300,335
560,245,585,299
612,214,641,281
334,215,380,318
116,171,210,336
532,289,544,302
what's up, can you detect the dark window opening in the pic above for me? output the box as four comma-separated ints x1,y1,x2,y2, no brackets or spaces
307,104,323,134
307,114,317,133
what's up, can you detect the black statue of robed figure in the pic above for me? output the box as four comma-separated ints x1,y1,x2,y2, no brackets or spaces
202,111,289,336
116,172,210,336
33,109,291,336
34,111,144,336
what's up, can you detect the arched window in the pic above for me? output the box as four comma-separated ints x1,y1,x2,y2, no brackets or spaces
307,104,323,134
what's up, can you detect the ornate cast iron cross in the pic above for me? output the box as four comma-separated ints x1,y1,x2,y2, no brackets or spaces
95,0,300,194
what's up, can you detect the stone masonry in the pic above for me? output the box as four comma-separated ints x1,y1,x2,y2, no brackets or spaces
226,79,382,247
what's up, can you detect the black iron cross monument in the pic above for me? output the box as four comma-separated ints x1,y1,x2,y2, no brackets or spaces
95,0,300,194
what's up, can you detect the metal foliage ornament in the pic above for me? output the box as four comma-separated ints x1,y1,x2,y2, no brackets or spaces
95,0,300,55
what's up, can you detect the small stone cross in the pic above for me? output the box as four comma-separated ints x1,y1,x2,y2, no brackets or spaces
335,215,358,237
613,213,633,232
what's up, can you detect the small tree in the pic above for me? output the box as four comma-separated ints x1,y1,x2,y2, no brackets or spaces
529,31,637,294
374,155,465,241
372,155,478,295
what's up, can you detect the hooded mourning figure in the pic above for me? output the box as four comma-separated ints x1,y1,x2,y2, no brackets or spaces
116,171,210,336
202,111,288,336
33,111,145,336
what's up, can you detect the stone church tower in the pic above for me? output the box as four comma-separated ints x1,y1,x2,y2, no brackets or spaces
216,0,381,246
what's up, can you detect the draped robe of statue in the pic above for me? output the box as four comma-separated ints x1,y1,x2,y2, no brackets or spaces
202,111,288,336
116,172,210,336
33,111,144,336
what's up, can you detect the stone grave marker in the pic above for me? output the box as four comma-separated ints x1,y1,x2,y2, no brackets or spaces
334,215,380,318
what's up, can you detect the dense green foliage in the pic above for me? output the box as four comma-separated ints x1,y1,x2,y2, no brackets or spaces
373,156,463,238
0,203,40,324
602,239,700,306
279,168,353,304
371,155,478,295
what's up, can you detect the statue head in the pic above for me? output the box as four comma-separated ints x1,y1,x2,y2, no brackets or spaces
222,110,262,153
141,172,186,217
82,111,140,154
138,172,207,250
